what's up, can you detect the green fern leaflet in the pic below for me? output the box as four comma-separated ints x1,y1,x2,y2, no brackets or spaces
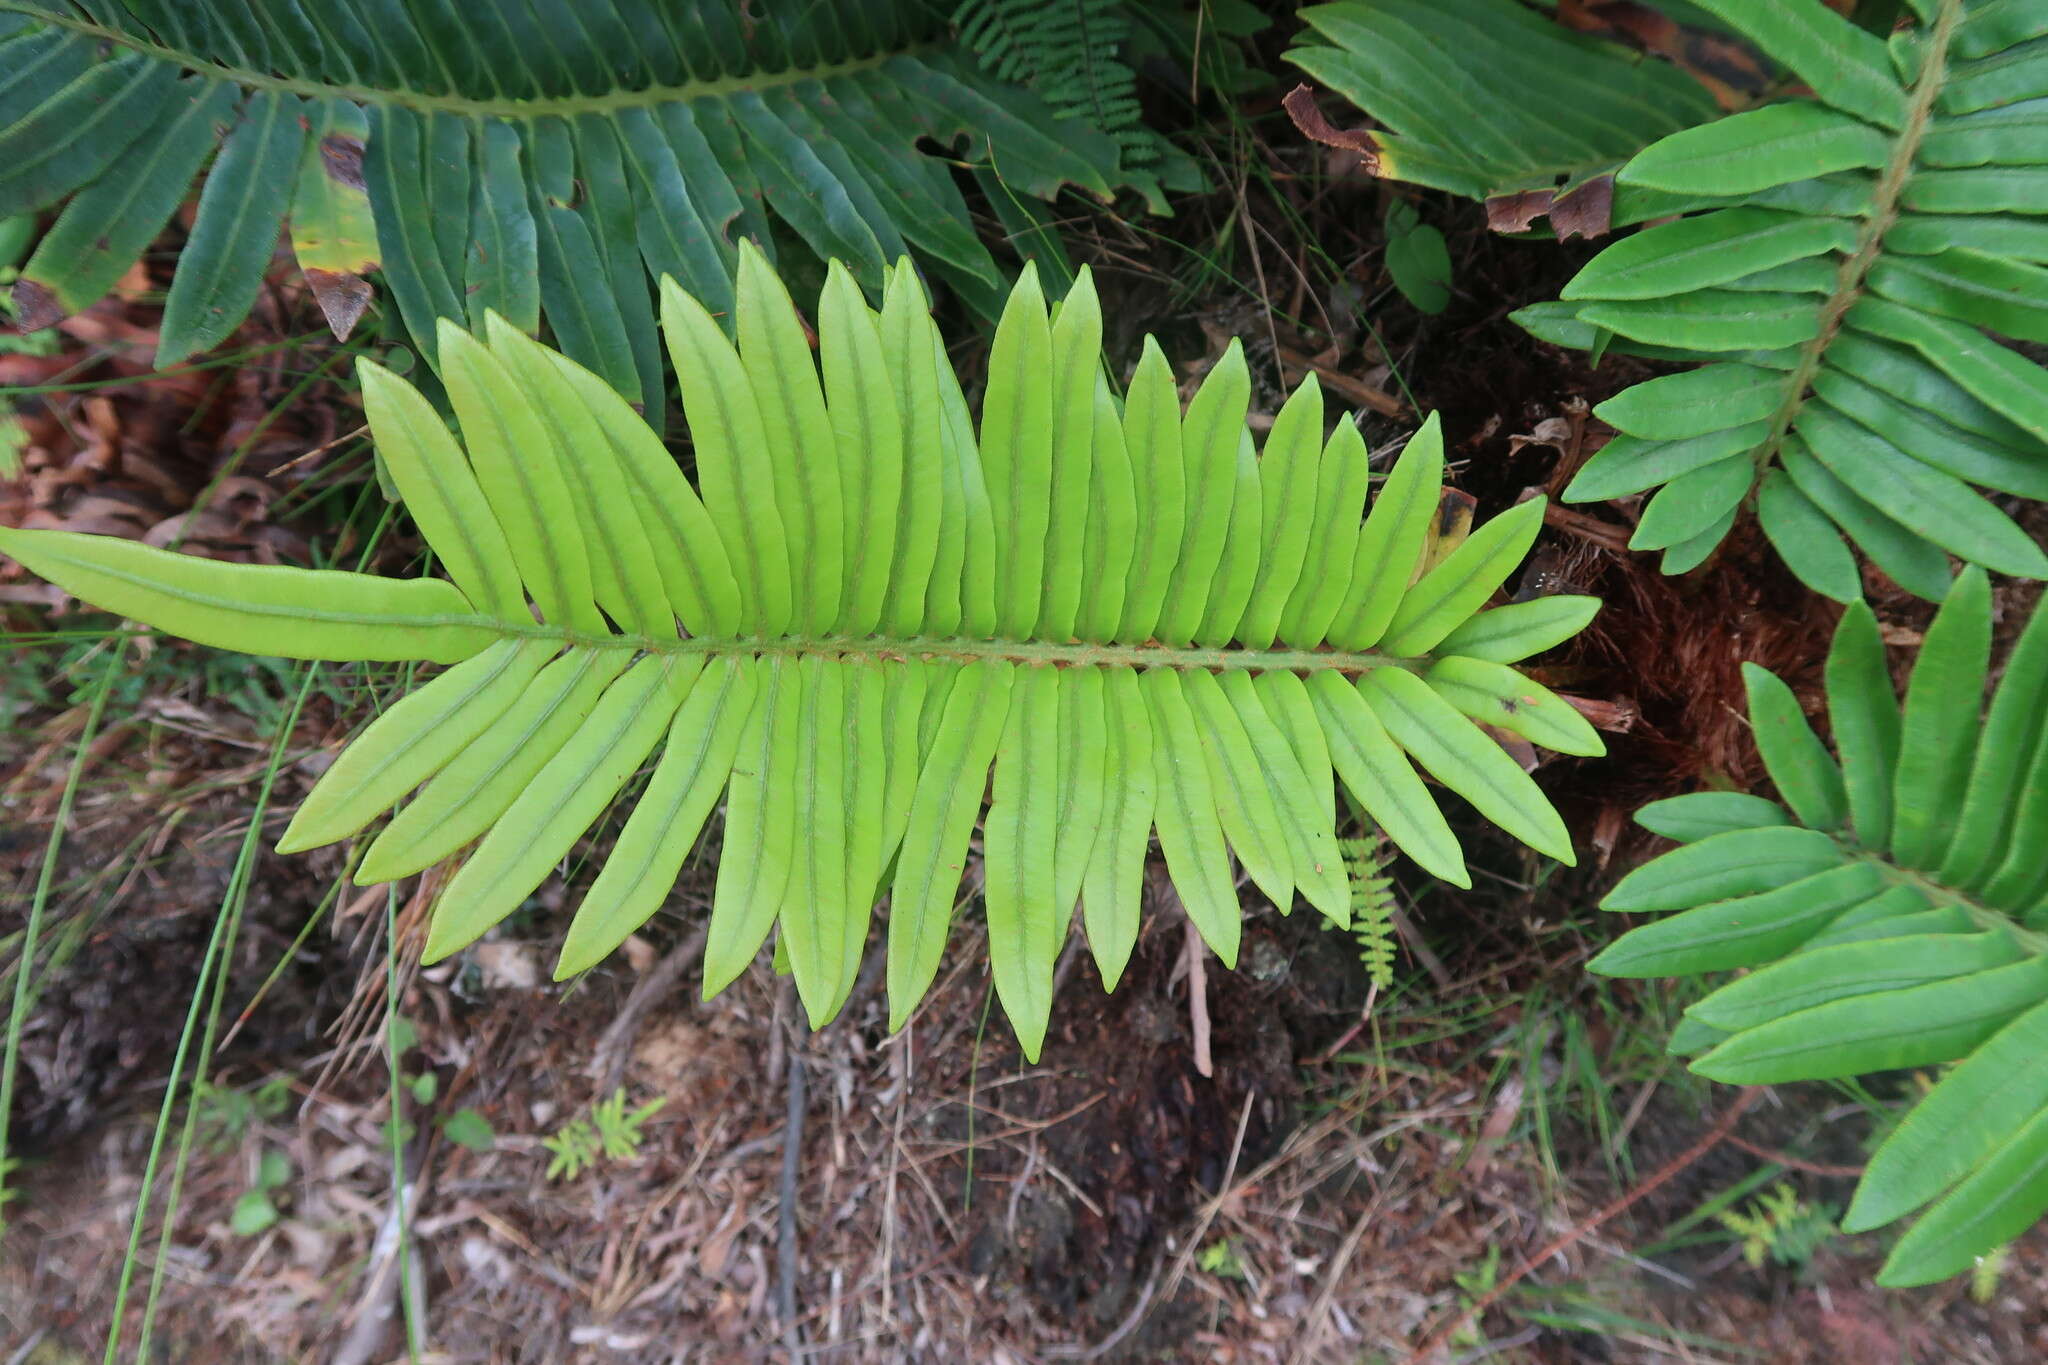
0,254,1602,1059
1337,830,1396,989
1594,568,2048,1286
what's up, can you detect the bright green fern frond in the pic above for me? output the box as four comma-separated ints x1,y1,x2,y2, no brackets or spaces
1593,566,2048,1287
1529,0,2048,599
0,0,1167,393
0,254,1602,1062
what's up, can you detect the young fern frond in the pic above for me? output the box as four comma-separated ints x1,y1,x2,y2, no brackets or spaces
0,252,1603,1060
0,0,1165,394
1525,0,2048,597
954,0,1184,195
1337,830,1396,989
1593,567,2048,1287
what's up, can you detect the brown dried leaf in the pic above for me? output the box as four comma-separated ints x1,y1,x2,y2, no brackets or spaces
1487,177,1613,239
1272,344,1405,418
24,494,154,538
0,352,72,389
10,279,62,332
142,508,247,551
1480,722,1541,773
1564,694,1639,734
251,524,312,565
305,269,373,342
1416,489,1477,579
1508,417,1578,460
1550,175,1615,240
319,133,367,191
1555,0,1768,109
1486,189,1554,235
1281,84,1384,175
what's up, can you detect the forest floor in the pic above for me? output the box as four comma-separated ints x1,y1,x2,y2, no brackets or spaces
6,59,2048,1365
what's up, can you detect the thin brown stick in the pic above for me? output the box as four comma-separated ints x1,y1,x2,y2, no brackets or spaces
1273,342,1406,418
1388,903,1452,988
587,924,708,1094
1185,916,1213,1078
1311,982,1380,1066
1724,1134,1863,1179
1402,1087,1762,1364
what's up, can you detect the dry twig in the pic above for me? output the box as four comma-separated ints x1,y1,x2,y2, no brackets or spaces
1403,1087,1764,1363
587,925,708,1095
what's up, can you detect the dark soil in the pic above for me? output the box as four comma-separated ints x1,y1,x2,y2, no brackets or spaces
942,905,1368,1355
3,790,349,1153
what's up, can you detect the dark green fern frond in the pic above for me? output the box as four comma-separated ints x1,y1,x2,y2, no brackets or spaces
0,0,1173,400
1285,0,1718,216
1595,569,2048,1285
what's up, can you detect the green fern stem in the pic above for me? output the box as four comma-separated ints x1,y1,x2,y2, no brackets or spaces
424,620,1419,677
0,3,921,120
1752,0,1960,476
1854,848,2048,956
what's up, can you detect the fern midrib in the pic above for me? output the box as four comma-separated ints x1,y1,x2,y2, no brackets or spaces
0,4,926,119
472,622,1418,677
1753,0,1961,474
1850,847,2048,956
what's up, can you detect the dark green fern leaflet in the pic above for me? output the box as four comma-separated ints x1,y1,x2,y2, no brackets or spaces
1523,0,2048,598
1285,0,1719,213
0,256,1602,1060
1596,569,2048,1286
0,0,1160,408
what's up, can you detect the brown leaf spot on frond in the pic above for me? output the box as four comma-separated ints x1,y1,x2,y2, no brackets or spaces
11,279,63,333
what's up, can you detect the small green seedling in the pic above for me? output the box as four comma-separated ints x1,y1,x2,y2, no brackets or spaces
195,1075,292,1153
1718,1183,1837,1273
441,1108,496,1153
230,1150,292,1237
543,1089,666,1182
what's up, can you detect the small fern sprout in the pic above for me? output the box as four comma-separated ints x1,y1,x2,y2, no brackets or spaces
0,252,1603,1060
1717,1184,1837,1273
1336,827,1398,990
